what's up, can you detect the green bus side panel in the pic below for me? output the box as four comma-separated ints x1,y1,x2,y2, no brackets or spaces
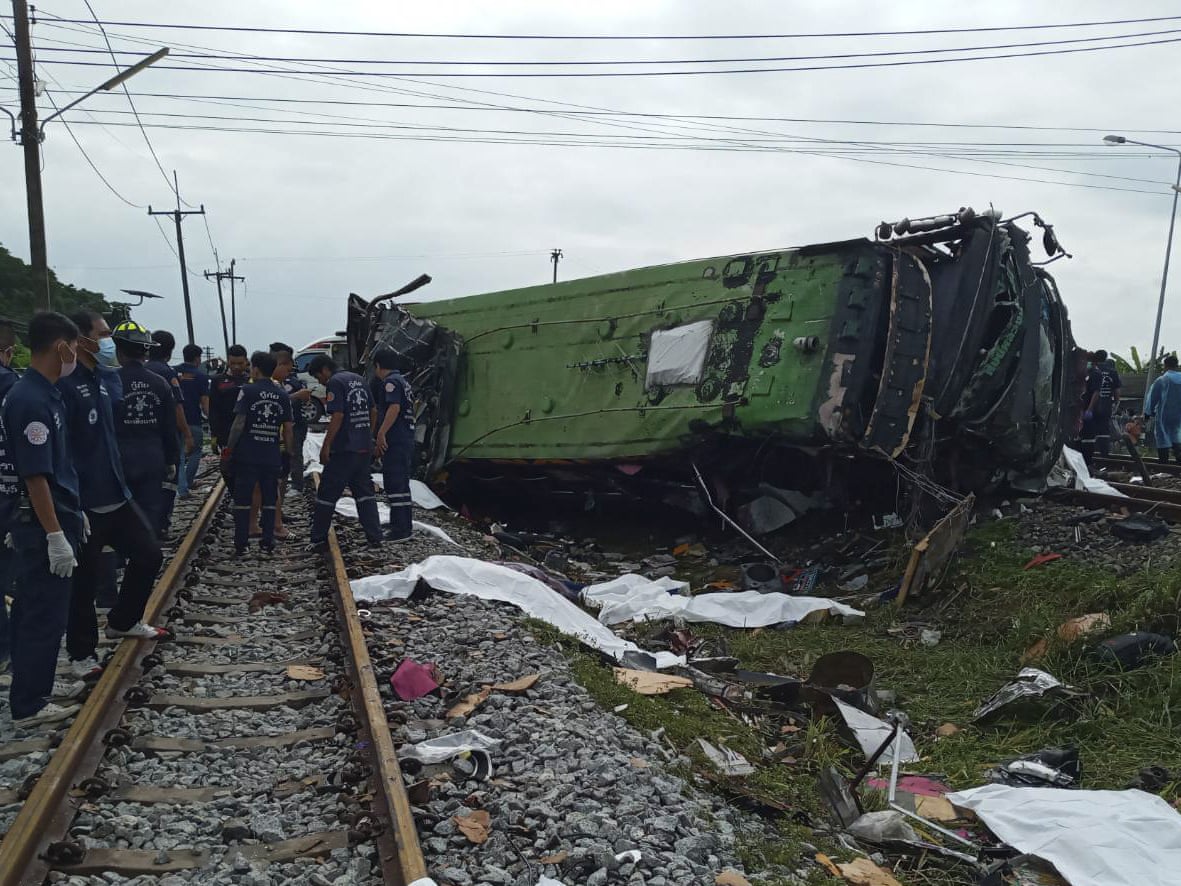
407,247,865,462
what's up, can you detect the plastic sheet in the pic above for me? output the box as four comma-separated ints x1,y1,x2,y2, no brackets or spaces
334,496,461,546
1060,445,1126,498
352,556,684,669
303,433,450,510
645,320,713,387
582,574,863,627
946,784,1181,886
973,667,1081,721
400,729,501,764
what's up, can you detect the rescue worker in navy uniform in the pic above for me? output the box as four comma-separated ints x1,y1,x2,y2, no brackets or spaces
112,322,179,536
271,342,311,494
0,321,20,676
372,348,416,543
62,312,166,681
174,344,210,498
209,345,249,452
223,351,294,554
307,355,382,549
147,330,194,539
1080,349,1122,466
3,312,85,728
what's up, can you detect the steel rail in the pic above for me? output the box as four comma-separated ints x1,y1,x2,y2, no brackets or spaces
0,481,226,886
1091,453,1181,476
316,472,430,886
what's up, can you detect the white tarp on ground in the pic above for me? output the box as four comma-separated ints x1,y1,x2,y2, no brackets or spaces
302,431,452,510
582,574,864,627
351,556,684,669
947,784,1181,886
334,496,460,546
645,320,713,388
1060,445,1126,498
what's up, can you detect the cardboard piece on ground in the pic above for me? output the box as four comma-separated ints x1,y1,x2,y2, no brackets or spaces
1058,612,1112,642
836,857,903,886
613,667,693,695
935,723,960,738
454,809,491,844
285,664,325,681
715,871,752,886
915,794,964,823
815,854,842,877
491,674,540,693
447,687,492,719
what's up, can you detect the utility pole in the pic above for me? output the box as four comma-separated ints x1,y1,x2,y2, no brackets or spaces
550,248,563,284
148,171,204,346
203,261,231,355
227,259,244,344
12,0,49,309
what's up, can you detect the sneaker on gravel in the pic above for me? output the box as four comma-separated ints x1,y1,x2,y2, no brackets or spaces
105,623,168,641
71,656,103,680
14,702,79,729
51,678,85,699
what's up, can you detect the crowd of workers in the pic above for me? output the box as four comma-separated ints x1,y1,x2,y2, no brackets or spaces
0,311,416,730
1077,348,1181,467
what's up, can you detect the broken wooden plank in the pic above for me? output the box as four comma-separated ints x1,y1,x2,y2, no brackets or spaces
147,689,330,712
0,738,52,762
165,657,322,676
132,727,335,754
236,830,348,862
108,785,232,804
897,494,974,605
53,847,209,874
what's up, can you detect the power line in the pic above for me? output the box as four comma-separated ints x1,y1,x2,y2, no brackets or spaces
80,0,189,204
22,13,1181,40
42,89,145,207
6,86,1179,137
17,33,1181,76
48,118,1172,195
24,25,1181,65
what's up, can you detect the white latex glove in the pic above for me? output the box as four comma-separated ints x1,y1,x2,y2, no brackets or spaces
81,512,91,543
47,531,77,578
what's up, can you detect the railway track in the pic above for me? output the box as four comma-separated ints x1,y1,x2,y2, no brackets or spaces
0,477,428,886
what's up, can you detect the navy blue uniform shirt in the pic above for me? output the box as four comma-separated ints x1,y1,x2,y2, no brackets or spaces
58,362,130,511
0,364,20,526
380,371,416,442
281,370,308,430
115,360,179,477
174,362,209,426
2,367,80,517
147,358,184,406
209,372,246,444
325,371,373,454
233,378,293,468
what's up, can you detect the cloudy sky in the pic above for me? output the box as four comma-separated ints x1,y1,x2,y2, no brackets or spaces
1,1,1179,359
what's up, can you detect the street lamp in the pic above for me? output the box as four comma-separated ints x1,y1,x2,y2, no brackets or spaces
1104,134,1181,395
40,48,170,134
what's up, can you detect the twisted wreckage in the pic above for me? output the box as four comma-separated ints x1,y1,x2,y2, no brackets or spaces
347,207,1081,533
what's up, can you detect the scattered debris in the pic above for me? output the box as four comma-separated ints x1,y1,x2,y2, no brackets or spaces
248,590,288,613
920,629,942,647
989,747,1081,788
447,687,492,719
1022,552,1063,570
874,513,904,531
1023,613,1112,662
454,809,491,844
973,668,1084,722
284,664,325,681
847,810,920,843
1126,765,1174,793
839,574,869,592
948,784,1181,886
1094,632,1178,669
935,723,961,738
697,739,755,776
490,673,540,693
539,851,568,865
835,857,903,886
897,494,974,605
833,701,918,766
1110,514,1170,543
390,659,442,701
613,668,694,696
399,730,500,764
715,871,753,886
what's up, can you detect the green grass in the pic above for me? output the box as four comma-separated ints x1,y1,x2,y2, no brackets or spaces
527,519,1181,883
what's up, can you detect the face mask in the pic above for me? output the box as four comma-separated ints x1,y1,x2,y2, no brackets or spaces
97,337,118,367
59,343,78,378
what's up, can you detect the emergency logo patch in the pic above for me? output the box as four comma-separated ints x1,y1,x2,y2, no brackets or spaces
326,392,335,402
24,421,49,445
385,382,395,393
88,408,98,425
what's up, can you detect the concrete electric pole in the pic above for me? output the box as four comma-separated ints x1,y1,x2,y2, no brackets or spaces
550,248,563,284
12,0,48,309
149,172,204,346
